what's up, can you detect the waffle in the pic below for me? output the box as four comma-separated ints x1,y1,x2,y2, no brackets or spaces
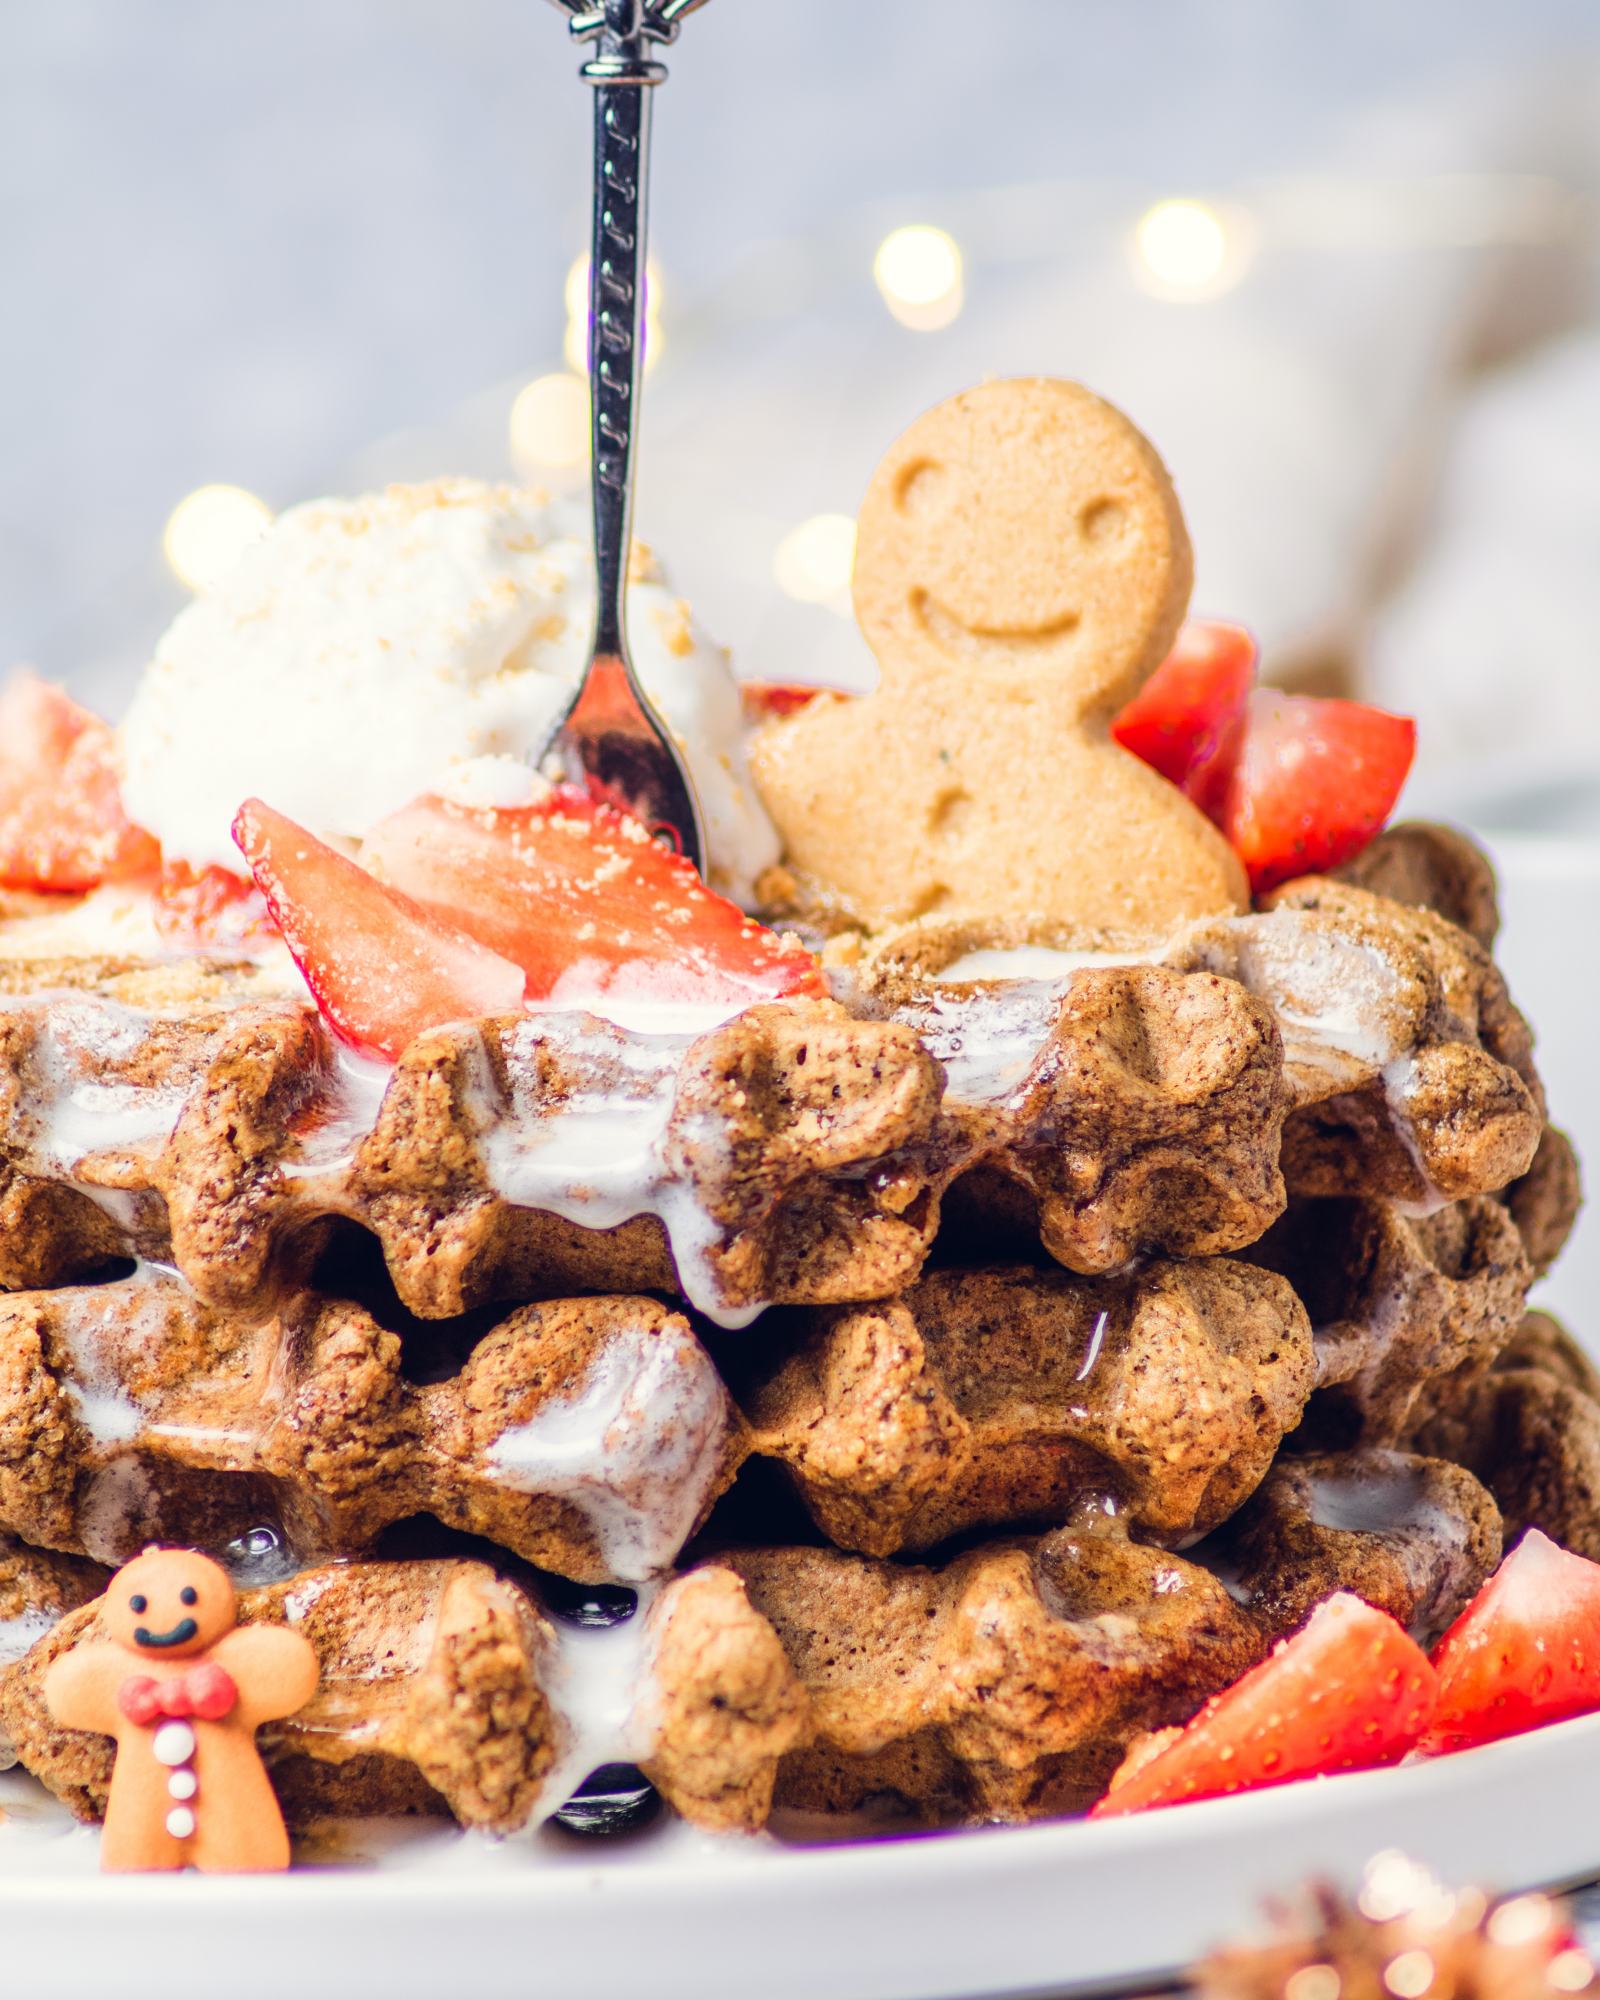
733,1259,1315,1555
1411,1312,1600,1563
0,1436,1511,1833
1240,1192,1534,1444
0,1271,745,1580
0,852,1547,1328
0,814,1585,1849
1201,1445,1502,1644
0,1252,1320,1577
0,1553,809,1835
721,1447,1498,1824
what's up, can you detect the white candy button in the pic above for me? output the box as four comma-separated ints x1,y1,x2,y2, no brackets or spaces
152,1721,196,1766
167,1769,198,1801
166,1806,197,1841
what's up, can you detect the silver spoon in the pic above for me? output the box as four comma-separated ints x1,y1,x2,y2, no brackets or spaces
539,0,709,872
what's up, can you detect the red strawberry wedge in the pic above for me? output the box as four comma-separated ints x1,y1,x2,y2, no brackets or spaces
1111,621,1256,821
1423,1530,1600,1756
1090,1593,1437,1817
1223,692,1416,895
741,681,834,723
0,672,160,892
363,788,825,1013
153,861,279,952
232,800,525,1063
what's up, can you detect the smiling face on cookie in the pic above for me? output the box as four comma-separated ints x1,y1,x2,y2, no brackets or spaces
852,378,1193,713
103,1548,236,1660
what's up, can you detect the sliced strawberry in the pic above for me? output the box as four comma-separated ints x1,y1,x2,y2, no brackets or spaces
152,862,279,953
741,681,835,722
1423,1530,1600,1755
232,799,524,1063
363,788,825,1013
1111,621,1256,820
1090,1593,1436,1817
1222,693,1416,895
0,673,160,892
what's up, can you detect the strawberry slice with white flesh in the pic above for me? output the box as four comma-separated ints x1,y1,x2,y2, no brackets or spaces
1423,1529,1600,1755
363,787,825,1014
0,672,160,891
232,799,524,1063
1091,1593,1437,1816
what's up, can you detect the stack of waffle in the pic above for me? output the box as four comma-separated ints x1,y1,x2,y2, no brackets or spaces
0,822,1585,1838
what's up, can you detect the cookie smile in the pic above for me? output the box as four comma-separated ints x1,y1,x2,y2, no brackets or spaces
133,1618,199,1650
911,588,1081,659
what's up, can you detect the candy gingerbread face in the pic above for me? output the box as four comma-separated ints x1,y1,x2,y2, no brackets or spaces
43,1547,319,1873
750,378,1249,936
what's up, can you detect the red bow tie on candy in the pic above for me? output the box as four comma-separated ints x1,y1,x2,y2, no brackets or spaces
117,1662,238,1727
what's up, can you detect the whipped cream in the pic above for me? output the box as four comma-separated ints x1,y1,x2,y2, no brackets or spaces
119,479,780,906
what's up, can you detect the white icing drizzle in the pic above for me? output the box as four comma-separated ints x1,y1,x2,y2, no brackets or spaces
0,1607,60,1668
488,1321,730,1582
527,1593,662,1827
474,1014,759,1329
895,983,1068,1108
1305,1453,1477,1613
9,996,191,1178
281,1046,393,1183
935,945,1151,983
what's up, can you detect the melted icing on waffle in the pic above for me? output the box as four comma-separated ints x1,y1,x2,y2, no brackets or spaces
488,1322,731,1584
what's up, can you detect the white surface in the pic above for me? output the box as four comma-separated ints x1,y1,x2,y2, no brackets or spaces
1485,832,1597,1332
5,1716,1600,2000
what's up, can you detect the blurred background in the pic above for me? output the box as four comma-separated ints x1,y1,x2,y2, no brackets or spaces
5,1,1600,1304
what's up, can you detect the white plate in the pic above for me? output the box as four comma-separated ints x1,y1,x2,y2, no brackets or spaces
4,1717,1600,2000
1,831,1595,1999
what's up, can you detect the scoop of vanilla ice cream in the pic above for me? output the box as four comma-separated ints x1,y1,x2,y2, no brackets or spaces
118,479,780,905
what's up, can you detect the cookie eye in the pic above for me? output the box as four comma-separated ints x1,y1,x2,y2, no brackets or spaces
129,1595,147,1614
180,1587,198,1606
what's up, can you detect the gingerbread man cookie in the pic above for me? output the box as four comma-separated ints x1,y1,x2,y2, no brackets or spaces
751,378,1248,935
43,1547,318,1872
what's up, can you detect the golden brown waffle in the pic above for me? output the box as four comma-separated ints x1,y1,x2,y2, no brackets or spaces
0,1556,808,1834
1334,819,1502,949
1411,1312,1600,1563
733,1260,1314,1555
720,1449,1497,1824
0,1271,745,1581
0,1253,1320,1579
1203,1446,1502,1644
841,868,1543,1229
724,1529,1263,1822
1240,1194,1533,1444
0,848,1548,1324
0,1437,1505,1834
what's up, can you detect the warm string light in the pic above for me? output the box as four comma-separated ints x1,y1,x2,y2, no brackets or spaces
161,485,272,593
772,512,856,613
873,224,965,330
1131,196,1256,301
509,372,591,473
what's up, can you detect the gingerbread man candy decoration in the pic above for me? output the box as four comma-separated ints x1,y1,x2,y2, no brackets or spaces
43,1547,318,1872
750,378,1249,936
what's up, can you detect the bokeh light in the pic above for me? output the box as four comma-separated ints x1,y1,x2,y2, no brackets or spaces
161,484,272,593
773,513,857,609
872,224,965,331
1131,197,1255,301
509,372,591,472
